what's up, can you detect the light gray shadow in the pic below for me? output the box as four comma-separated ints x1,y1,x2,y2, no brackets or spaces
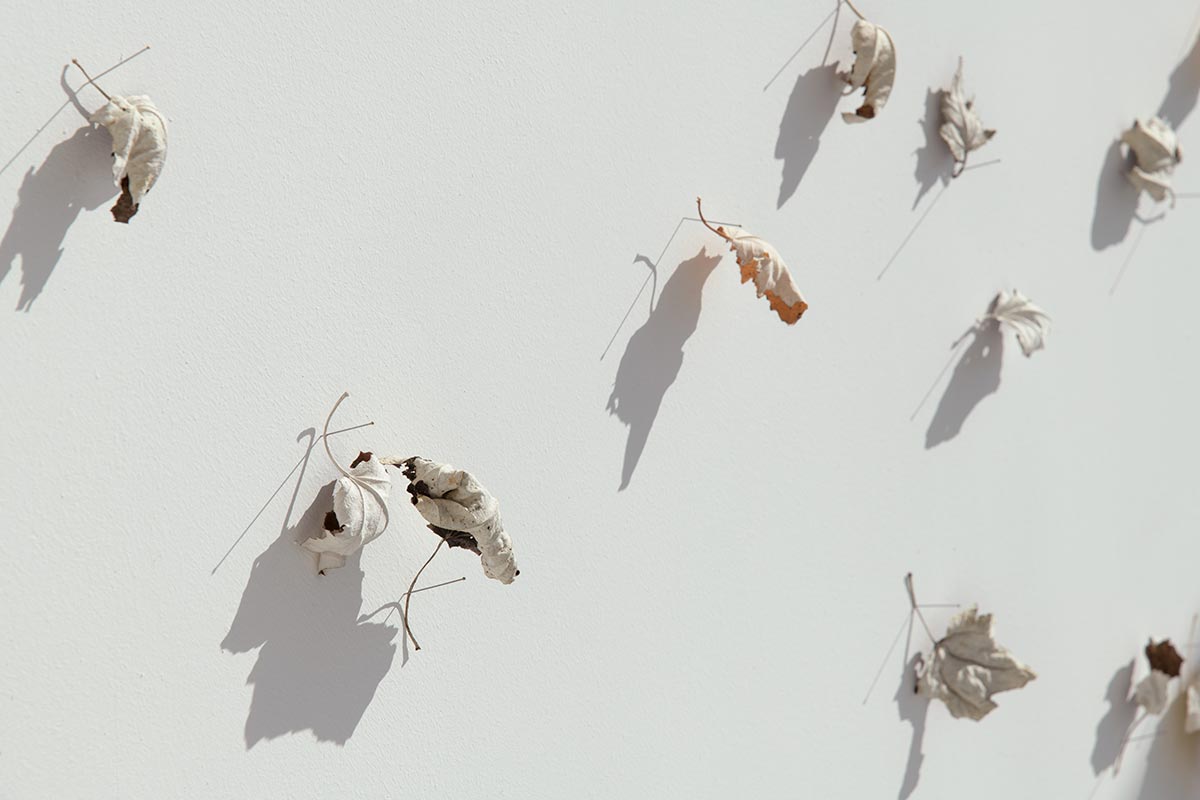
911,88,953,210
607,247,722,490
1091,662,1138,775
775,64,842,208
924,320,1003,449
896,653,928,800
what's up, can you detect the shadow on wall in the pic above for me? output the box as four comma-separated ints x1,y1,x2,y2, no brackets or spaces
607,247,722,491
925,320,1003,449
222,430,396,748
911,88,953,210
1090,34,1200,251
895,653,928,800
1091,662,1138,776
1132,692,1200,798
0,125,116,310
775,65,842,208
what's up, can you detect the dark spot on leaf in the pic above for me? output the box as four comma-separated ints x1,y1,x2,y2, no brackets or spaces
350,451,373,469
1146,639,1184,677
323,510,343,532
111,175,139,223
428,524,481,555
857,104,876,119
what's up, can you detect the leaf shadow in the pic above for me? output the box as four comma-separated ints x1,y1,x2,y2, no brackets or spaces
1132,692,1200,799
924,319,1003,449
606,247,722,491
896,653,929,800
221,429,397,748
1091,662,1138,776
912,88,954,210
775,64,842,208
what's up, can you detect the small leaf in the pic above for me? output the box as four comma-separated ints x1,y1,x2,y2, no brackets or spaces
1120,117,1181,205
988,290,1050,357
402,456,518,584
1146,639,1184,677
939,57,995,176
301,454,392,573
838,19,897,124
89,95,168,222
916,606,1036,720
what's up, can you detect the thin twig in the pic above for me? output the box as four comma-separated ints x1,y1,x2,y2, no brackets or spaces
905,573,938,646
403,538,446,651
843,0,867,21
694,197,728,239
71,59,111,101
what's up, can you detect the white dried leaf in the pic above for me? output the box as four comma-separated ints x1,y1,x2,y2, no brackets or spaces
916,606,1036,720
1120,117,1181,204
988,290,1050,357
839,19,896,124
301,454,391,573
404,457,518,584
1133,669,1171,715
1186,680,1200,733
939,57,995,176
89,95,168,221
716,225,808,324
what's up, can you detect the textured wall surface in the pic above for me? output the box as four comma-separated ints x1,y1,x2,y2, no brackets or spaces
2,1,1199,797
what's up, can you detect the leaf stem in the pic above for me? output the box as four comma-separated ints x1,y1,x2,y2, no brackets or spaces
71,58,111,101
403,538,446,651
905,572,939,646
695,197,729,239
843,0,867,21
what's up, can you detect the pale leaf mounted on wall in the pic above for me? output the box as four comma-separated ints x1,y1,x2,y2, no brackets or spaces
916,606,1037,720
696,198,808,324
73,59,167,223
837,3,896,124
939,57,995,177
1129,638,1184,715
986,290,1050,357
1120,117,1181,205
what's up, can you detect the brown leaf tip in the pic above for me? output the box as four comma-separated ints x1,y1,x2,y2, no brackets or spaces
111,176,139,223
1146,639,1184,677
350,451,373,469
323,510,343,532
856,104,876,119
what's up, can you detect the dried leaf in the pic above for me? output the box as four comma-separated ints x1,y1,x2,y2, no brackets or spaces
696,199,807,324
916,606,1036,720
402,457,518,584
89,95,167,222
1146,639,1184,677
1133,670,1171,715
839,19,896,124
939,57,995,176
1186,680,1200,733
987,290,1050,357
1120,117,1181,204
301,454,392,573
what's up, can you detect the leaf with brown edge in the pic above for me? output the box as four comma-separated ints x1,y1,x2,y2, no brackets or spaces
428,524,482,554
350,451,373,469
112,176,139,223
696,198,807,325
1147,639,1184,677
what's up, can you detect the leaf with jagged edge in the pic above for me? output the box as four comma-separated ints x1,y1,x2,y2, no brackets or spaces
989,290,1050,357
939,57,995,175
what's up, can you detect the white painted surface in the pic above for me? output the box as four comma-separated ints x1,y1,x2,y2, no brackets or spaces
2,1,1199,797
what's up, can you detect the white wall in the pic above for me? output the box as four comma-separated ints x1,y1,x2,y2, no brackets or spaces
3,1,1199,797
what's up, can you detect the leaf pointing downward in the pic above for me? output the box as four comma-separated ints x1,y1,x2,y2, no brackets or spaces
916,606,1036,720
839,19,897,124
939,58,995,177
988,290,1050,357
1120,117,1182,205
89,95,168,223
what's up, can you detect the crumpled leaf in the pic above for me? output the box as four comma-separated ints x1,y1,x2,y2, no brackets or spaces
987,290,1050,357
839,19,896,124
301,452,392,574
1120,117,1181,205
1129,639,1184,715
939,57,995,176
696,199,807,324
402,456,519,584
916,606,1036,720
89,95,167,223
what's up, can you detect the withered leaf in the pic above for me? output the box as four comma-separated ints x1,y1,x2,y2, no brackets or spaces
89,94,167,222
839,19,896,123
1147,639,1184,677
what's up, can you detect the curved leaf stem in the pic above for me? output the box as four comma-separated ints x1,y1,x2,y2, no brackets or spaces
843,0,867,21
71,59,111,101
904,572,939,646
403,538,446,651
695,197,729,239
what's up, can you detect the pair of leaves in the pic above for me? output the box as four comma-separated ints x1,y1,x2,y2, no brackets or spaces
839,18,896,123
697,198,807,325
1120,117,1182,205
986,290,1051,357
89,95,168,223
403,457,520,584
939,58,995,176
917,606,1037,720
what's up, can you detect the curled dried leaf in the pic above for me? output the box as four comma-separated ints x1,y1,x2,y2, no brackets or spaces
696,198,807,324
838,19,896,124
401,456,518,584
916,606,1036,720
1147,639,1184,677
302,454,392,573
1120,117,1181,205
1129,640,1183,715
89,95,168,223
987,290,1050,357
939,57,995,177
